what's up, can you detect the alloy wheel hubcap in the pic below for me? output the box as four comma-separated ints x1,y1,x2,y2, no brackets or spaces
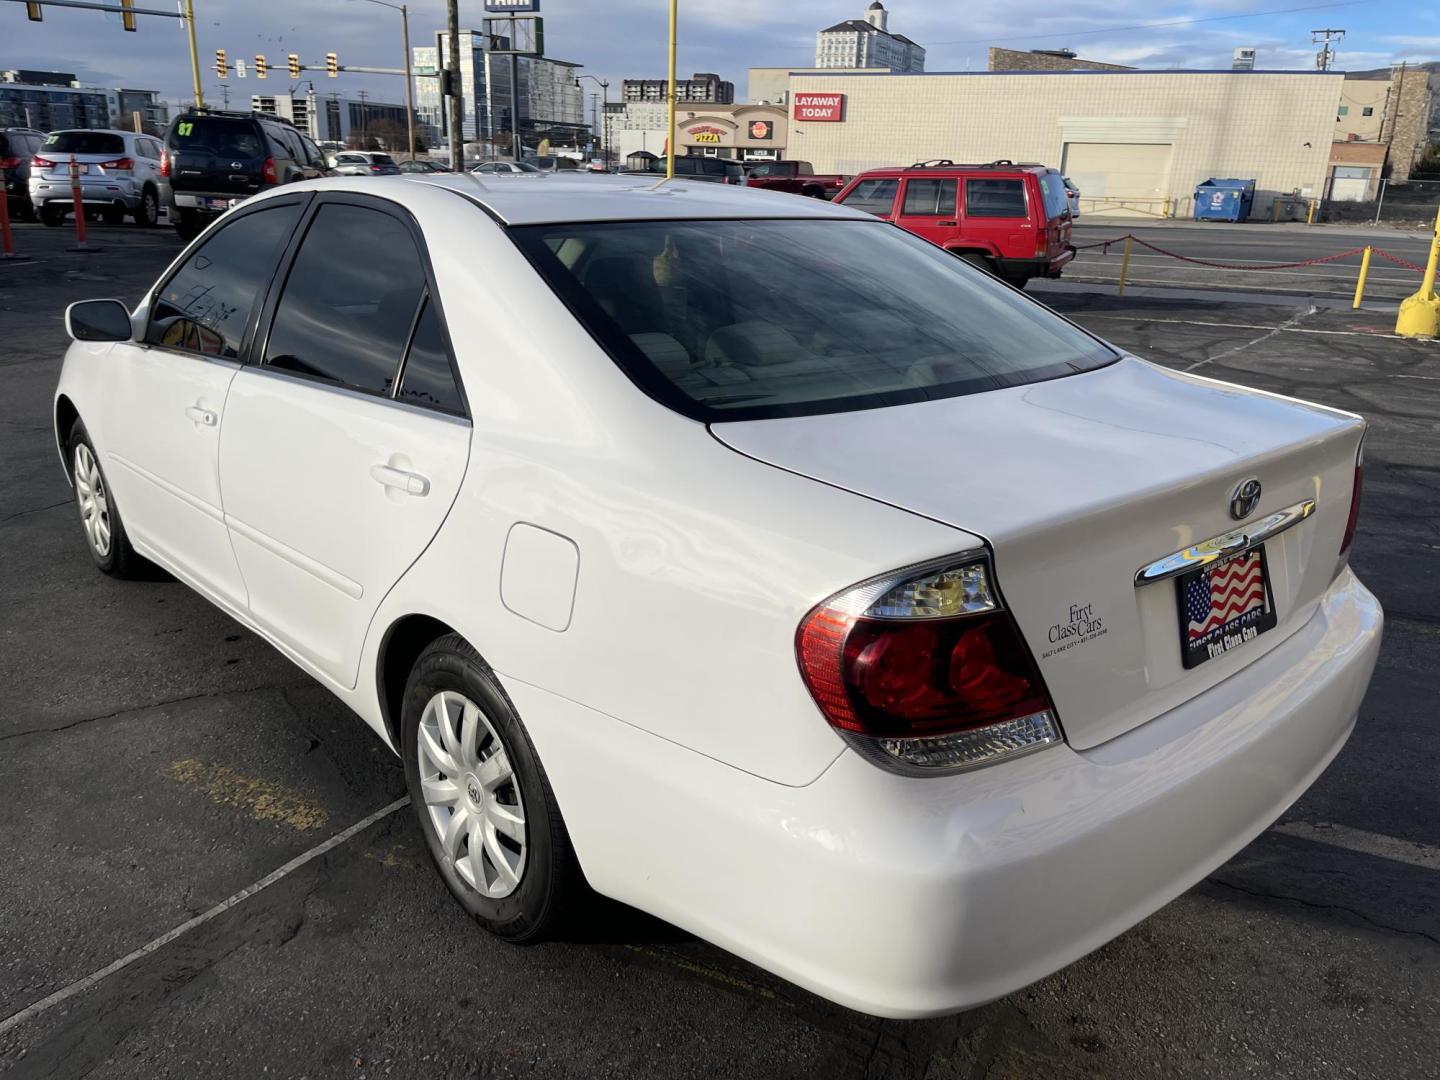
73,443,112,557
417,689,527,899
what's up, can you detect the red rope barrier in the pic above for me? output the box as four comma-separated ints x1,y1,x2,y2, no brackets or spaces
1069,233,1423,274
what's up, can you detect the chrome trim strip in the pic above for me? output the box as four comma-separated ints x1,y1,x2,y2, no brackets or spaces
1134,499,1317,587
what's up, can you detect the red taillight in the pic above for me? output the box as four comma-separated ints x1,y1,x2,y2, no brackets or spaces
1339,461,1363,557
97,156,134,171
159,148,170,177
370,164,382,173
33,155,55,169
797,557,1059,773
0,155,20,169
262,156,278,184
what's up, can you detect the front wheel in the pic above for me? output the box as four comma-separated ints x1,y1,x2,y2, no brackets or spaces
67,420,146,578
402,634,582,942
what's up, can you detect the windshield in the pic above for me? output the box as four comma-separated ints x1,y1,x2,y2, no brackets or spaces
511,219,1117,422
45,131,125,156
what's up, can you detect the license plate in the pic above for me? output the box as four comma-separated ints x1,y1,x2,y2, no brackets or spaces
1175,547,1277,669
203,197,230,210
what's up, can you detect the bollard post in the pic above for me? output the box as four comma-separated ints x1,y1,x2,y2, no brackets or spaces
1306,199,1317,225
1351,247,1372,310
0,189,13,259
1116,235,1134,296
69,153,88,249
1395,205,1440,338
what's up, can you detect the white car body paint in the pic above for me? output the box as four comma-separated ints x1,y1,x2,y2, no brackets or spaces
52,174,1383,1018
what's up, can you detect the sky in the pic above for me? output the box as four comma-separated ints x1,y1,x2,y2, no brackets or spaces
5,0,1436,110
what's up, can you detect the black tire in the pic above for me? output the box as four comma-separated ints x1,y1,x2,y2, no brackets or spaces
102,203,125,226
39,203,66,227
958,252,997,276
172,209,204,243
66,419,146,579
801,184,825,199
402,634,582,943
133,186,160,227
1002,275,1031,290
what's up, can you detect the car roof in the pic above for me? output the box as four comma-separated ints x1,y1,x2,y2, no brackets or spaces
46,128,134,136
855,161,1054,178
387,173,869,225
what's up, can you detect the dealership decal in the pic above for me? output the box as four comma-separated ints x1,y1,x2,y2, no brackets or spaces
1040,601,1107,659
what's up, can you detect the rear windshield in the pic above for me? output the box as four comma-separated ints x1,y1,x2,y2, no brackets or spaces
167,117,263,158
372,154,397,165
44,131,124,155
1036,171,1070,220
511,219,1116,422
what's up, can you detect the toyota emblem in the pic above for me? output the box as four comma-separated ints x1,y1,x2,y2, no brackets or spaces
1229,478,1262,520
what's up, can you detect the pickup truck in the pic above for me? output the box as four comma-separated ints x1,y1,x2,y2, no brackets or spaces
743,160,849,199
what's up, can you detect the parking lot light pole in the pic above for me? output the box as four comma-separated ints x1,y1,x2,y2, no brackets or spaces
349,0,417,160
666,0,676,179
575,75,609,167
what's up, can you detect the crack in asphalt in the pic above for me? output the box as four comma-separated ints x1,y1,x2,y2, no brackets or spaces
1205,876,1440,948
860,1017,884,1079
1183,308,1316,371
0,500,68,526
0,682,309,743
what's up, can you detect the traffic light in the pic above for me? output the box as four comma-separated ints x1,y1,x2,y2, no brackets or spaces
325,52,339,77
120,0,135,31
215,49,228,78
287,53,301,79
255,54,267,79
25,2,42,20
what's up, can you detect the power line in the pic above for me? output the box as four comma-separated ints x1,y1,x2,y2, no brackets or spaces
923,1,1370,49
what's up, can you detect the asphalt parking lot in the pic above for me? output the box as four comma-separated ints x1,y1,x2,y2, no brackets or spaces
1,220,1437,1080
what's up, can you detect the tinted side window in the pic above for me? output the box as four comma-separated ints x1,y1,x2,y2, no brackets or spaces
901,178,957,216
147,203,302,358
397,297,465,415
797,162,814,176
264,203,426,394
966,178,1027,218
838,178,898,216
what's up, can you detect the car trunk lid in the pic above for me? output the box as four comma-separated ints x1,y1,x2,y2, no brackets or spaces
165,118,266,196
710,357,1364,749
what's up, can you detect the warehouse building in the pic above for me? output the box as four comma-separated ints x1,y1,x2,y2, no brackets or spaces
783,68,1346,218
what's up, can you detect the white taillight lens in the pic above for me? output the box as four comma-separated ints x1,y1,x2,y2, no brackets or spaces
797,555,1061,775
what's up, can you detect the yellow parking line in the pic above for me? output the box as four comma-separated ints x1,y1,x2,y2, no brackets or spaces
164,758,331,831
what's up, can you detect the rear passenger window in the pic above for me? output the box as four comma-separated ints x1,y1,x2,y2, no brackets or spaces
264,203,426,395
966,179,1027,218
147,202,302,358
396,297,465,415
838,178,898,216
901,178,957,216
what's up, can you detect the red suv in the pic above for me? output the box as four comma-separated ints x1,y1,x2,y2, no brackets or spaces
833,160,1074,288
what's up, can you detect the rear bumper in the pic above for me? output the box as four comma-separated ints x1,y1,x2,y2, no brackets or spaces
29,176,142,209
507,568,1381,1018
996,247,1074,279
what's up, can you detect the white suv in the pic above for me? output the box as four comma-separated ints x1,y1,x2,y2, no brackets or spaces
30,129,165,227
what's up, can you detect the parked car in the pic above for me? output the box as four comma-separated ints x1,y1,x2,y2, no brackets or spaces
743,159,849,199
625,155,746,184
398,159,452,174
53,174,1379,1019
329,151,403,177
527,155,580,173
2,127,47,221
29,129,166,228
1064,175,1082,218
162,110,327,241
833,159,1075,288
472,160,542,175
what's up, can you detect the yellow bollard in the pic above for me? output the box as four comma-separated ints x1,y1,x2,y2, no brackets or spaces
1395,205,1440,338
1116,235,1134,296
1352,246,1373,310
1307,199,1317,225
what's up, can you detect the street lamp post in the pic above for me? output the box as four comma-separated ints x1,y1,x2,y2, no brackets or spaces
575,74,610,168
348,0,417,160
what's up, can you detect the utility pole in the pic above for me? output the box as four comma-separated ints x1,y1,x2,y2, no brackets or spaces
446,0,463,170
183,0,204,108
1311,28,1345,72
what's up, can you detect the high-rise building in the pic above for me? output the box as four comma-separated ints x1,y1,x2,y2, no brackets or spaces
814,3,924,73
621,73,734,104
415,31,586,148
0,71,167,132
252,91,410,146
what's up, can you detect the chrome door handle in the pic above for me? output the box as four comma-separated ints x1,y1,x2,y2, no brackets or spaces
370,464,430,497
184,405,217,427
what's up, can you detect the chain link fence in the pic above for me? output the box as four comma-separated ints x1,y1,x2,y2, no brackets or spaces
1321,178,1440,228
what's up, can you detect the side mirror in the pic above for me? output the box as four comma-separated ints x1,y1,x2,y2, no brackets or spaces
66,299,134,343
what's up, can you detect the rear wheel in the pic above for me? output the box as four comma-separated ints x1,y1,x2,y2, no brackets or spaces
39,203,66,227
402,634,582,942
172,209,204,242
67,420,145,579
133,186,159,227
957,252,997,276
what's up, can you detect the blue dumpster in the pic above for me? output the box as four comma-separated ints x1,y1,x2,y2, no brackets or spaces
1193,178,1256,222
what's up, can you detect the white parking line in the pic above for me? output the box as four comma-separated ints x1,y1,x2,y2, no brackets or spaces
1081,314,1405,340
0,796,410,1037
1272,821,1440,872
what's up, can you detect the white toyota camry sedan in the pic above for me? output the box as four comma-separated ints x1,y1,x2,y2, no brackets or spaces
54,174,1382,1018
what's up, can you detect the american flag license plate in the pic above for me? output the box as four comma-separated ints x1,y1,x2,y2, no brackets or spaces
1176,547,1277,669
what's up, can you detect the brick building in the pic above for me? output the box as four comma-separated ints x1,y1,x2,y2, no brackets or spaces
986,48,1132,73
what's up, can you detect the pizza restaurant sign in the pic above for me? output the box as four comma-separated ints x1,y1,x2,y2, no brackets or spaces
688,124,728,144
793,93,845,122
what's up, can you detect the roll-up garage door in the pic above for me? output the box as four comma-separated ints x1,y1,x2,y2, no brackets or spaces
1061,142,1172,202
